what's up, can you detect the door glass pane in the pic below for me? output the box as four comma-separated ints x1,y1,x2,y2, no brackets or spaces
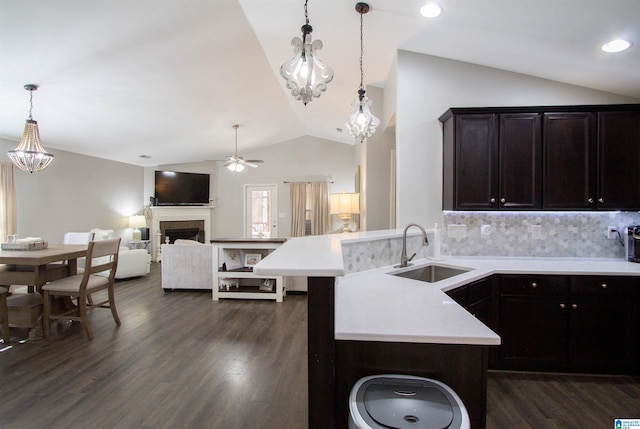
251,190,271,238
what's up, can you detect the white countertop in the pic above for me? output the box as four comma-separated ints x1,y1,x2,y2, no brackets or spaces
254,230,640,346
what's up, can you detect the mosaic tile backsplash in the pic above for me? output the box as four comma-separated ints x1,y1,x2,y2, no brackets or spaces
342,235,430,274
442,211,640,258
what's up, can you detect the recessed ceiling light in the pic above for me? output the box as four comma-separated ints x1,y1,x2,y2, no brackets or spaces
420,3,442,18
601,39,631,53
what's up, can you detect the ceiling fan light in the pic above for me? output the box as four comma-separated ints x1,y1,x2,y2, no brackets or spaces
601,39,631,53
227,162,244,172
420,3,442,18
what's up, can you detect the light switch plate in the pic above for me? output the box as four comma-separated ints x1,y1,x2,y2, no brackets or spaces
531,224,542,239
448,224,467,238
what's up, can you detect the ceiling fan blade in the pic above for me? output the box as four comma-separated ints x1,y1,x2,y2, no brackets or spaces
244,160,264,164
244,162,259,168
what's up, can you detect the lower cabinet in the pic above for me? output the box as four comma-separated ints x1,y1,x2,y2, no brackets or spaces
496,274,639,374
447,274,639,375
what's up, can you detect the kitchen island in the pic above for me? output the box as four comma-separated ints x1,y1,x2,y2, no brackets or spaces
254,230,640,429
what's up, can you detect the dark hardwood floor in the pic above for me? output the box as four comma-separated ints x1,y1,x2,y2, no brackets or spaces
1,263,639,428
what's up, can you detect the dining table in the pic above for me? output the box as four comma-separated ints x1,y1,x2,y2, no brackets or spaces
0,244,87,292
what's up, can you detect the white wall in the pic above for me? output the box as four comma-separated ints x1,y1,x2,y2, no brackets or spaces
355,85,395,231
157,136,356,238
0,137,144,243
394,51,640,228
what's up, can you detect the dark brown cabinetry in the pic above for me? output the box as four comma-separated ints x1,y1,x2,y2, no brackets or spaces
441,105,640,211
441,111,541,210
597,111,640,210
542,112,595,209
446,276,496,329
496,274,639,374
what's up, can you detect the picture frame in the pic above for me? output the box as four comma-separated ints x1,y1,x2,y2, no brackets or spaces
260,278,274,291
223,249,243,271
244,253,262,267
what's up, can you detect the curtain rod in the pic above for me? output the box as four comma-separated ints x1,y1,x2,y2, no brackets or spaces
283,181,334,184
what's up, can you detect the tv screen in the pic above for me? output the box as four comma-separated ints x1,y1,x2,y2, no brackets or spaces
154,171,210,206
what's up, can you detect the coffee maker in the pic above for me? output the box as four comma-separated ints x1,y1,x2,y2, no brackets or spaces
624,226,640,262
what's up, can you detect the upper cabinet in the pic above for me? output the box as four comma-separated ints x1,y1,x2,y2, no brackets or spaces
440,105,640,211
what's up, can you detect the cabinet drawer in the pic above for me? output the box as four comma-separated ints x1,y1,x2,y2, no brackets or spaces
501,275,568,295
571,276,639,296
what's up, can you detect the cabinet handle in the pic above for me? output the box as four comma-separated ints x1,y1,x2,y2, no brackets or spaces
531,282,537,288
500,198,506,204
601,283,607,289
588,198,594,204
598,197,604,203
560,303,566,309
572,304,578,310
490,198,496,203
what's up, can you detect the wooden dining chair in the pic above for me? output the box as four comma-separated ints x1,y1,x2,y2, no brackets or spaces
42,238,121,340
0,286,9,343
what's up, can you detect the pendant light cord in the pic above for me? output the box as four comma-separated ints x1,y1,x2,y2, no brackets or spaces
304,0,309,26
28,89,34,120
359,9,364,91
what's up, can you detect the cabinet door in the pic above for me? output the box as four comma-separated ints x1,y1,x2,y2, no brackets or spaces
543,112,596,209
454,114,499,209
499,295,568,371
499,113,542,209
597,111,640,210
569,296,634,374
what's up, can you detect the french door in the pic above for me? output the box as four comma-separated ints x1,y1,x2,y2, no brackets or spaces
244,184,278,238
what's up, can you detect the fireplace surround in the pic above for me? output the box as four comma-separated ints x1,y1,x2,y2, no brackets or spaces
150,206,213,261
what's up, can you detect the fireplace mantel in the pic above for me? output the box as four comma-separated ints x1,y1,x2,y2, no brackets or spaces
150,206,214,261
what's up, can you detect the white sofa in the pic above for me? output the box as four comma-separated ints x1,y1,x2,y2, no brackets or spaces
90,229,151,279
161,240,213,291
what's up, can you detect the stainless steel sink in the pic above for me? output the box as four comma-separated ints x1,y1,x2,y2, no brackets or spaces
390,264,471,283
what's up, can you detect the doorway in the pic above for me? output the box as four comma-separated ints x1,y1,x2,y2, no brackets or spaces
244,184,278,238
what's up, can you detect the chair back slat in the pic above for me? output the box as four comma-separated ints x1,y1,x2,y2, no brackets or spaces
85,238,120,278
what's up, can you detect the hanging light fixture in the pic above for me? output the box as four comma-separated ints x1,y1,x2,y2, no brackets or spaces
345,3,380,143
280,0,334,105
8,84,54,173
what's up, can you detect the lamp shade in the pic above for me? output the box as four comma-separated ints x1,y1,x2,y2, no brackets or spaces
330,193,360,215
129,215,146,229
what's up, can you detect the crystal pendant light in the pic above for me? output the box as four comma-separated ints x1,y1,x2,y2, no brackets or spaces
345,3,380,143
8,84,54,173
280,0,334,105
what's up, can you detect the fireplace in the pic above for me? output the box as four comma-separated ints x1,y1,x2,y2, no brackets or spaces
150,206,214,261
160,220,205,244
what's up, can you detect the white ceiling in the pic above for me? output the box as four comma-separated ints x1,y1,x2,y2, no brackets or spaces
1,0,638,167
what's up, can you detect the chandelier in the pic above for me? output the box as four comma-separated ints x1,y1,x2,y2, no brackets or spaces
280,0,334,105
7,84,54,173
345,3,380,143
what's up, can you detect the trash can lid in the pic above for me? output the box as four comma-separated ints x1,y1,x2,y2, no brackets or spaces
363,381,454,429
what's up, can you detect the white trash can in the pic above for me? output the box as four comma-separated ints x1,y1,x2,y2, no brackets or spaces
348,374,470,429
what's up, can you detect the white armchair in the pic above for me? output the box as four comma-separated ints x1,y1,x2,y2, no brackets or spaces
90,229,151,279
161,240,213,291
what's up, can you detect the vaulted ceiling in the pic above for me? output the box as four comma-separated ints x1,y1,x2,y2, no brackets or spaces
1,0,638,167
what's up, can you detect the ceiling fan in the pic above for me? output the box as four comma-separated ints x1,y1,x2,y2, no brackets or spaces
223,124,264,172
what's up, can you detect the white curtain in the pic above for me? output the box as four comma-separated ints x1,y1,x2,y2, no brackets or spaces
0,162,17,242
290,182,307,237
309,182,329,235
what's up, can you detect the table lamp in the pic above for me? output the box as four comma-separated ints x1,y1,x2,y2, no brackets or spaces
330,192,360,233
129,215,147,242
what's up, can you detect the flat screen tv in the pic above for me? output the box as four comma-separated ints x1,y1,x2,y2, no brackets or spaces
154,171,210,206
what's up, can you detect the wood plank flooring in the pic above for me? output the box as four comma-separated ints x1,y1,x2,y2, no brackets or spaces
1,262,639,428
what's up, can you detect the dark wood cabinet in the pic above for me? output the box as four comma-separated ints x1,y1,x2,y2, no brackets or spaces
543,112,596,209
597,111,640,210
569,276,638,373
499,113,542,209
496,274,639,374
441,104,640,211
442,111,540,210
498,275,569,371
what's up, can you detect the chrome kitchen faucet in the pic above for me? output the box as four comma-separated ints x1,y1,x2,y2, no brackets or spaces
395,223,429,268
